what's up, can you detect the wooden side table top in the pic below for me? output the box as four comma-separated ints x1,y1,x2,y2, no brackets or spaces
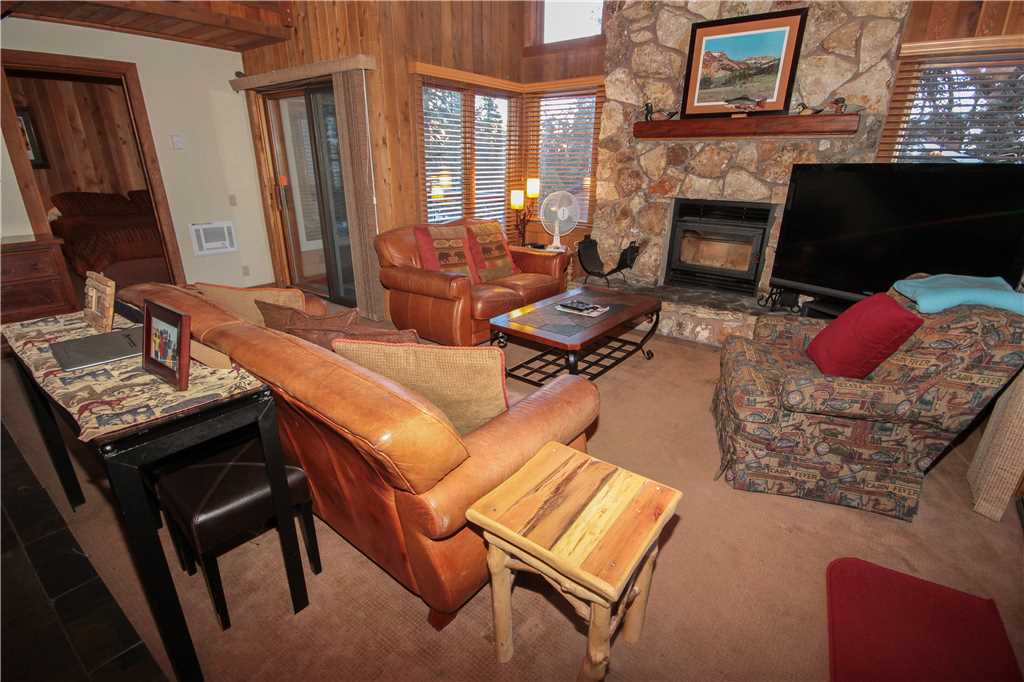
467,442,681,603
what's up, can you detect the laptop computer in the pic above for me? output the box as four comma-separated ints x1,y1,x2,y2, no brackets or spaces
50,326,144,371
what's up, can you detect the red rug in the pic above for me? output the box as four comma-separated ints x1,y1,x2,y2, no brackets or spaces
827,557,1022,682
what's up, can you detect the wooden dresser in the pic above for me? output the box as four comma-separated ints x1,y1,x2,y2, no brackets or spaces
1,236,78,324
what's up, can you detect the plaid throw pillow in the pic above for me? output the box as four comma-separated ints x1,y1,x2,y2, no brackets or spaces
467,220,519,282
414,224,479,283
331,339,508,435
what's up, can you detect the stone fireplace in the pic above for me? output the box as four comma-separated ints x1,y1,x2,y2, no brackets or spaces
589,0,910,345
591,0,910,295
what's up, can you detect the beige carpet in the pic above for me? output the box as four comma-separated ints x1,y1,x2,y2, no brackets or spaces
3,333,1022,681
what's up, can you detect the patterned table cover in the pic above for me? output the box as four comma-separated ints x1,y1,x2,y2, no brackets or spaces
3,312,264,442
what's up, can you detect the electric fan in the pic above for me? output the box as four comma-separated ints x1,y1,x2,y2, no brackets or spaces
539,191,580,251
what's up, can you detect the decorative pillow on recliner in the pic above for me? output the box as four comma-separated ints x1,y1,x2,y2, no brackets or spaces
467,220,520,282
195,282,306,325
806,293,923,379
414,224,480,283
331,339,508,435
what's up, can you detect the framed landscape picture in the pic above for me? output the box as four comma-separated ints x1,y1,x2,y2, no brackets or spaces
143,300,191,391
681,8,808,117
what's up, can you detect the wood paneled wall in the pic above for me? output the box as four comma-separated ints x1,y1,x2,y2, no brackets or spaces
7,74,146,204
521,42,607,83
242,1,528,233
242,1,609,235
903,1,1024,42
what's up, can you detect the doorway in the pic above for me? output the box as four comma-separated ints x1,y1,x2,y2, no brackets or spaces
1,49,185,289
265,85,355,306
5,68,171,301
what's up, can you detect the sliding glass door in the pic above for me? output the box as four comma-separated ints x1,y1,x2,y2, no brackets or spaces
266,85,355,306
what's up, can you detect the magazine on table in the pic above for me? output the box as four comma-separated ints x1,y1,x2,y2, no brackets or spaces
556,299,609,317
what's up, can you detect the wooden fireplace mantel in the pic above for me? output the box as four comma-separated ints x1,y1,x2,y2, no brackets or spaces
633,114,860,140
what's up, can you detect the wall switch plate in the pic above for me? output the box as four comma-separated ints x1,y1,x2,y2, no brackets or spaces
241,265,251,277
170,134,186,150
228,193,238,206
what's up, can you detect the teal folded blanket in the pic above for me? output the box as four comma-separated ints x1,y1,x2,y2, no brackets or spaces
894,275,1024,314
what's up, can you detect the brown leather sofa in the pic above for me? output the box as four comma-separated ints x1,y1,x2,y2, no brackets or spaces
375,219,570,346
119,283,600,624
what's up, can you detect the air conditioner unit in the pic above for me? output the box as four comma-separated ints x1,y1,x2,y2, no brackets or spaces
190,222,237,256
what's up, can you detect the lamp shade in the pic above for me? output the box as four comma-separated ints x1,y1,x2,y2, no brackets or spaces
510,189,525,210
526,178,540,198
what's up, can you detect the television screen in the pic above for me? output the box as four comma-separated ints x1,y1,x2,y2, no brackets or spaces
771,163,1024,300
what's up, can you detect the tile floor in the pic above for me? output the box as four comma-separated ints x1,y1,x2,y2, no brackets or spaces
1,425,165,682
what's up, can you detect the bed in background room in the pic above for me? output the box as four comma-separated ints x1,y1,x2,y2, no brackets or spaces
49,190,171,298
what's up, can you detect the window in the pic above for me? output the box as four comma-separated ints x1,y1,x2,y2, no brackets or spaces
878,50,1024,163
525,90,603,224
419,84,513,225
421,86,465,223
474,95,510,223
542,1,603,43
418,81,603,230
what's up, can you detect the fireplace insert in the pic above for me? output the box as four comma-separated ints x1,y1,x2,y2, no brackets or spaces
663,199,774,293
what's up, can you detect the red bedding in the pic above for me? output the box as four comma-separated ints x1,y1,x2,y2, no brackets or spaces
51,214,165,277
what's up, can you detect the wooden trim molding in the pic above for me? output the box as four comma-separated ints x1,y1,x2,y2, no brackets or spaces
333,70,385,320
410,62,522,94
3,1,291,52
0,48,186,284
230,55,377,92
0,70,51,236
244,91,290,287
409,62,604,94
523,34,606,58
901,35,1024,56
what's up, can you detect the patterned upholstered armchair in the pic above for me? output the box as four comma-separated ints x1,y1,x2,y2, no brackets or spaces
713,288,1024,521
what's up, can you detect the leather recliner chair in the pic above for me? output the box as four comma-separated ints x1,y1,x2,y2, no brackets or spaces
119,283,600,626
375,219,569,346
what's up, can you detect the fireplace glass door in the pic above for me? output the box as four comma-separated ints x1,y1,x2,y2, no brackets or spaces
666,223,765,291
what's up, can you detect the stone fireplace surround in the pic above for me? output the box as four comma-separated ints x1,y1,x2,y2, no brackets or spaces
589,0,911,345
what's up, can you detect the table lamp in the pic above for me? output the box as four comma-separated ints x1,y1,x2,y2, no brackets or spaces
509,178,539,246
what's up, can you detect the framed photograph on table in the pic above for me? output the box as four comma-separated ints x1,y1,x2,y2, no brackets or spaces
83,271,116,332
680,8,807,117
143,300,191,391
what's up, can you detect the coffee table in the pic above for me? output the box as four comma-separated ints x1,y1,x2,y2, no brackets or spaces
489,286,661,386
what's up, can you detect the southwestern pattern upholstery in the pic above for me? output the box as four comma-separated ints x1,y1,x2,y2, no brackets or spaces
713,289,1024,521
376,218,569,346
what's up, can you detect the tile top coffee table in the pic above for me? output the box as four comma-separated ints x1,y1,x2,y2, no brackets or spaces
467,442,681,680
489,286,661,386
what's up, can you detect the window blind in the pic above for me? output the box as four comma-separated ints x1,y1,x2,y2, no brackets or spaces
878,50,1024,164
420,85,465,223
523,87,604,224
416,80,520,227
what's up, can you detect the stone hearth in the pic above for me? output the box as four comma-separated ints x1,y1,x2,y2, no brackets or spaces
625,282,782,347
591,0,911,299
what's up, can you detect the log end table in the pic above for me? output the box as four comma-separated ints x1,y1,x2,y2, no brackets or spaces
467,442,681,681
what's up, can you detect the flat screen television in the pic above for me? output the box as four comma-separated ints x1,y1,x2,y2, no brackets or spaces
771,163,1024,301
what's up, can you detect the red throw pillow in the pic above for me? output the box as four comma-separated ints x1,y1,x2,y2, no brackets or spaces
413,224,480,283
806,294,923,378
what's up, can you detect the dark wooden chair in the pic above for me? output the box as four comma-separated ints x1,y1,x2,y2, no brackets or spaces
156,438,321,630
577,235,641,287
